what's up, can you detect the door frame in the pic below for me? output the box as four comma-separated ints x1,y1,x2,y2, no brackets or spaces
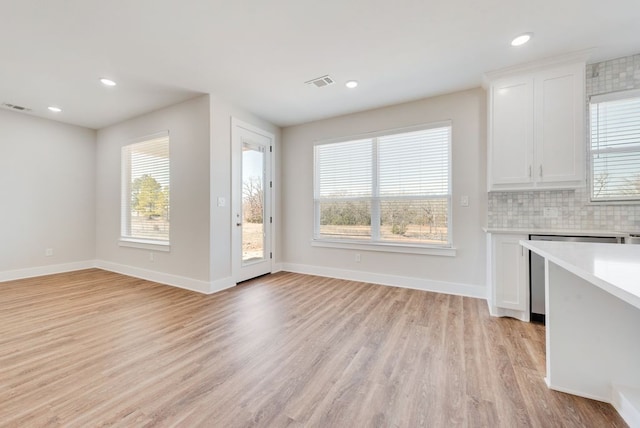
231,117,274,283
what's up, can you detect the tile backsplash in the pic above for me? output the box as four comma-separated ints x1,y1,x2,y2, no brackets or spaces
488,188,640,231
488,53,640,232
586,53,640,96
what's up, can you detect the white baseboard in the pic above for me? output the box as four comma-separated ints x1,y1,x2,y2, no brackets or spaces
272,262,284,273
210,276,236,294
281,263,485,299
95,260,211,294
1,259,234,295
547,382,609,404
2,260,486,301
486,302,530,322
0,260,96,283
612,385,640,428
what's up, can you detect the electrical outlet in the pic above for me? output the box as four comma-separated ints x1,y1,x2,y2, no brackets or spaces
543,207,559,218
355,253,361,263
45,248,54,257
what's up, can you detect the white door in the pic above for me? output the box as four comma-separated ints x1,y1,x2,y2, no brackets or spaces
231,118,273,283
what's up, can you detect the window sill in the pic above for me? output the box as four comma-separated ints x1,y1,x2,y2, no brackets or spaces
119,238,171,252
310,239,456,257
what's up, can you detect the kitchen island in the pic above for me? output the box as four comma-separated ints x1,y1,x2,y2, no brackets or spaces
520,240,640,427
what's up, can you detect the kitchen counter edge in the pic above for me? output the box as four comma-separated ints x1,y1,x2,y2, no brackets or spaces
483,227,632,238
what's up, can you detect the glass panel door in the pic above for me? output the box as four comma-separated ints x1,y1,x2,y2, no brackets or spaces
232,118,273,283
242,142,265,264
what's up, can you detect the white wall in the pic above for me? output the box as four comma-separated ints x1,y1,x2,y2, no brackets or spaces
1,87,483,297
95,96,211,290
281,88,487,297
0,109,96,279
1,93,281,292
209,95,281,288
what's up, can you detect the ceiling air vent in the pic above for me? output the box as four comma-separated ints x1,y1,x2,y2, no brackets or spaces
2,102,32,112
305,75,335,88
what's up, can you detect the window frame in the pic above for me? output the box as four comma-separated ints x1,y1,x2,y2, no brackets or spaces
589,89,640,204
119,131,171,252
312,122,455,256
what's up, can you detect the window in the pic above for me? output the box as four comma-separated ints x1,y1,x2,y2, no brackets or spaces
590,90,640,202
314,123,452,249
121,132,170,248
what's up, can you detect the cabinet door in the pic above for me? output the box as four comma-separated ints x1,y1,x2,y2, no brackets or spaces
489,76,534,188
535,63,585,184
492,234,528,311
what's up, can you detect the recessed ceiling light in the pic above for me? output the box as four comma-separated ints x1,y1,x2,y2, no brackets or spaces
100,78,117,87
511,33,532,47
345,80,358,89
48,106,62,113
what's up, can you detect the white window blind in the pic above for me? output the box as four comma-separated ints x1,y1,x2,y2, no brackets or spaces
121,132,170,243
590,90,640,202
378,128,450,197
317,138,372,199
314,123,452,247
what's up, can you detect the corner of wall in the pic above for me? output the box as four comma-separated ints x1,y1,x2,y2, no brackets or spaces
95,260,211,294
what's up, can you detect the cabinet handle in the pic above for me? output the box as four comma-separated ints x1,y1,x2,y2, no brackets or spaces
539,165,543,177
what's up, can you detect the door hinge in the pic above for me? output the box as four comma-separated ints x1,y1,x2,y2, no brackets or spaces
270,146,273,153
270,181,272,189
270,252,273,259
270,216,273,224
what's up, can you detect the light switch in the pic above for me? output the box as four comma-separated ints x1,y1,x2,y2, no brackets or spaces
460,195,469,207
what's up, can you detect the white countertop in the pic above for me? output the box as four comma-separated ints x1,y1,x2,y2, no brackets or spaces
484,227,632,238
521,240,640,311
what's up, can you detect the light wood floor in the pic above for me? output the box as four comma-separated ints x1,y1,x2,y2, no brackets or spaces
0,269,626,427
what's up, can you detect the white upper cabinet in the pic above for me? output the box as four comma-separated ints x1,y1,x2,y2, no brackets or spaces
487,59,586,191
490,76,534,186
535,65,585,184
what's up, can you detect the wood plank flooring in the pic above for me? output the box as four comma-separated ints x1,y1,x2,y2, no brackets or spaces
0,269,626,427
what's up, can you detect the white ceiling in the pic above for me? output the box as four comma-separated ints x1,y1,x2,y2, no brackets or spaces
1,0,639,130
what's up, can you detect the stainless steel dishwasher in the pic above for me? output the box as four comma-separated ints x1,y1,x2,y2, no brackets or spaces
529,234,620,324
